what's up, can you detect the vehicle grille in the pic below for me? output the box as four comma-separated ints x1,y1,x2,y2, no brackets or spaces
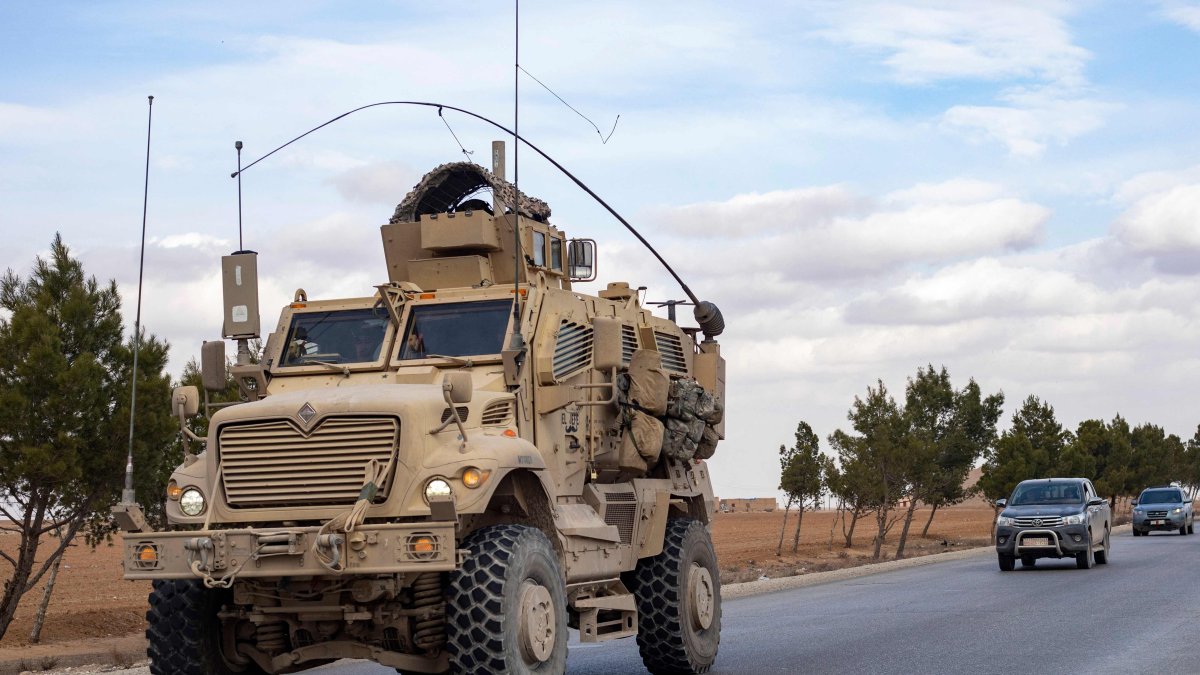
655,331,688,374
602,491,637,545
553,320,593,380
440,407,469,424
218,417,399,508
480,398,514,425
1014,516,1064,528
1146,510,1168,518
621,324,638,364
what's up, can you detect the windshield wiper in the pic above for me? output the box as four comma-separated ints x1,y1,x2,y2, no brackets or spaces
298,356,350,377
426,354,475,368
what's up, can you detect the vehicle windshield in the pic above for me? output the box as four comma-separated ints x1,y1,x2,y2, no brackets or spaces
1139,489,1183,504
1010,483,1084,506
398,300,512,360
279,308,389,366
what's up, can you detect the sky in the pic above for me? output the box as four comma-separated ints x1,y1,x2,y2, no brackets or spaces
4,1,1200,500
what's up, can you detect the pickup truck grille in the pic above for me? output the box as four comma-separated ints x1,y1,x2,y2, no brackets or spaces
218,417,399,508
1013,516,1064,528
1146,510,1169,518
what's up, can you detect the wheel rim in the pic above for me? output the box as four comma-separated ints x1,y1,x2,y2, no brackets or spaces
687,562,715,631
517,580,556,664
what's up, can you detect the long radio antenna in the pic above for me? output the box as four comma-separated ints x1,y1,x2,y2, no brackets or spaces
235,141,244,250
122,95,154,506
232,100,726,337
509,0,525,350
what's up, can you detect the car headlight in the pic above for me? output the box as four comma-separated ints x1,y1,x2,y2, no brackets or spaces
1133,508,1143,514
179,488,206,516
424,478,453,501
1063,513,1085,525
996,516,1015,527
1172,507,1183,514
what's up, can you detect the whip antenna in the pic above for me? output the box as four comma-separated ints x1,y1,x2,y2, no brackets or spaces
121,95,154,509
509,0,525,352
235,141,244,250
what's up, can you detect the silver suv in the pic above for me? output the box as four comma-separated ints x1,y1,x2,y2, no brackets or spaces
1132,487,1194,536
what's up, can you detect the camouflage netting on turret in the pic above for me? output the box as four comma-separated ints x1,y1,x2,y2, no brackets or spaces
390,162,551,224
616,349,722,469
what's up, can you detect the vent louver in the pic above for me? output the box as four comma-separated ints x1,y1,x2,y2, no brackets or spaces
621,324,638,365
440,407,470,424
552,320,594,380
655,331,688,374
481,398,515,425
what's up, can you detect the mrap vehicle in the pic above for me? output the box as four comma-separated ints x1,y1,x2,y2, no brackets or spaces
119,142,727,675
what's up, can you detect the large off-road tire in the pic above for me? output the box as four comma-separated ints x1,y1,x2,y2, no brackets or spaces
1076,533,1094,569
146,579,263,675
627,518,721,674
1180,524,1188,535
1094,528,1109,565
997,554,1015,572
446,524,567,675
1132,528,1141,537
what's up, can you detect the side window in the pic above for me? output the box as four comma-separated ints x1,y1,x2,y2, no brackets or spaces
532,231,546,267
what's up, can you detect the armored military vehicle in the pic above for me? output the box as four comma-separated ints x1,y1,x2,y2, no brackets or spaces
121,141,726,674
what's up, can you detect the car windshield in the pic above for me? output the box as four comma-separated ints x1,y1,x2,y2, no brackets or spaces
1139,489,1183,504
398,300,512,360
279,308,389,366
1010,483,1084,506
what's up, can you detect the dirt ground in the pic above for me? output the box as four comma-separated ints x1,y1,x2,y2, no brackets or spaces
0,504,994,662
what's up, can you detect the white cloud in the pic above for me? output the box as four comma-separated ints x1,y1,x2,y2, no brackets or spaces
814,1,1089,86
1113,183,1200,272
844,258,1101,325
647,179,1047,290
1158,1,1200,32
327,162,422,206
941,87,1115,158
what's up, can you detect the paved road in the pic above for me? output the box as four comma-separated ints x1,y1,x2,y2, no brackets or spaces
311,528,1200,674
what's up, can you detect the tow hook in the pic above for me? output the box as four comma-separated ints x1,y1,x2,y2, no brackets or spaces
317,533,345,568
185,537,215,571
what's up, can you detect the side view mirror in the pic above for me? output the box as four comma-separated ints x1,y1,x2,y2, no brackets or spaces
172,386,200,418
200,340,227,392
1131,500,1138,507
591,317,622,371
443,371,473,404
1087,497,1106,507
567,239,597,282
994,499,1007,508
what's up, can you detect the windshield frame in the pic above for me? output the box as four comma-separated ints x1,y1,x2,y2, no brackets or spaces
272,303,396,373
390,297,514,367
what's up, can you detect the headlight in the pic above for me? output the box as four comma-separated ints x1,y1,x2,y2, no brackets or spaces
1133,508,1143,514
424,478,453,501
1173,507,1183,514
179,488,206,516
996,516,1015,527
1064,513,1085,525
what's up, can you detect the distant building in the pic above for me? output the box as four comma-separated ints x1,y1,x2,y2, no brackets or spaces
718,497,777,512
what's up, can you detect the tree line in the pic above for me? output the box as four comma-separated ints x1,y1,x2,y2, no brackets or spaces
777,365,1200,561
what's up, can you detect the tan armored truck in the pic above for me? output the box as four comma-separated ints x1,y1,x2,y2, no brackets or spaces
121,142,726,675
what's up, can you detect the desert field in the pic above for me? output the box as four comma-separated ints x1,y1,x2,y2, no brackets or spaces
0,504,995,651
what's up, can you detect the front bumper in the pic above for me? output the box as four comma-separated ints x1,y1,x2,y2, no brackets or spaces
123,521,458,580
995,525,1090,558
1132,514,1185,531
